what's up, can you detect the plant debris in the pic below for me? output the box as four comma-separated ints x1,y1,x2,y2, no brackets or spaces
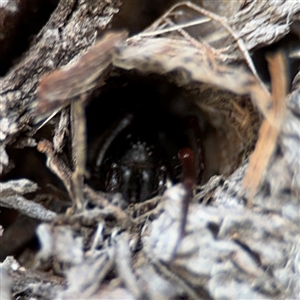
1,1,300,299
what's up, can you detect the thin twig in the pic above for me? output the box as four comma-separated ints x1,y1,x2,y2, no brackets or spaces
139,1,268,95
136,17,210,38
0,195,56,221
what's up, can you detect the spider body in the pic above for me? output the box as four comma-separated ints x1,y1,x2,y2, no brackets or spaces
90,112,171,203
105,141,167,203
87,75,205,204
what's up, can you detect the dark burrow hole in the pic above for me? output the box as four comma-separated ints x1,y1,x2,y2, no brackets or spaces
0,70,260,261
86,73,206,203
85,71,260,204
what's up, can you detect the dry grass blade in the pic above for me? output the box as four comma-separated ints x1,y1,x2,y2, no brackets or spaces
115,37,253,95
137,17,211,37
129,1,285,130
243,51,288,202
139,1,268,91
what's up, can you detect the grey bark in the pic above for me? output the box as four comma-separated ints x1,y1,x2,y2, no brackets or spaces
0,1,300,299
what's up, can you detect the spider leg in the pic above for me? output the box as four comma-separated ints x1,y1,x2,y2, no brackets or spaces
177,148,196,244
95,114,134,168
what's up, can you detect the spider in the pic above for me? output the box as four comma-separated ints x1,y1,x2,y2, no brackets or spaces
86,74,205,204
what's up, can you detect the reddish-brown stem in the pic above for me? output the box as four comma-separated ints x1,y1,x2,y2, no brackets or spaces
173,147,196,256
178,147,197,185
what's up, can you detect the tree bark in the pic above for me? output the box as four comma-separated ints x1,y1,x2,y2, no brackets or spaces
0,1,300,299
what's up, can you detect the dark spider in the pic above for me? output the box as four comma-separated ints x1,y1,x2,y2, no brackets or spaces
86,74,205,204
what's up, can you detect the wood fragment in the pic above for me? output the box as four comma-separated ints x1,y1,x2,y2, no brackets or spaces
0,179,56,220
34,31,128,123
0,196,56,221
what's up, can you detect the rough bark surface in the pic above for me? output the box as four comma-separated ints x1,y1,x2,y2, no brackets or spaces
0,1,300,299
